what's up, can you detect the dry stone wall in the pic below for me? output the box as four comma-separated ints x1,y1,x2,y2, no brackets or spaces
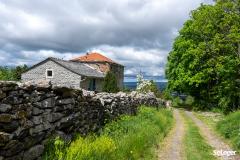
0,81,160,160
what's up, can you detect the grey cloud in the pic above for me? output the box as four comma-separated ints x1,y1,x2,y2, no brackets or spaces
0,0,213,77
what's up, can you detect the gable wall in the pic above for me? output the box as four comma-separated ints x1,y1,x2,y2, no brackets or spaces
109,63,124,89
83,62,124,89
21,60,82,89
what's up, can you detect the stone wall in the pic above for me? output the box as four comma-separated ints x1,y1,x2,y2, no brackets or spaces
0,81,160,160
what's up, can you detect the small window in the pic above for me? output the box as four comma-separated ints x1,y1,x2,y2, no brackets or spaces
46,69,53,78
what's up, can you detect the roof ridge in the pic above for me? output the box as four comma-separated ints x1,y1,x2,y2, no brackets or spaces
49,57,105,78
71,52,122,65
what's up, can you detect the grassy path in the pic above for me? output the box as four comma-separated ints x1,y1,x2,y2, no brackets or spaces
157,109,185,160
181,111,216,160
158,109,240,160
185,111,240,160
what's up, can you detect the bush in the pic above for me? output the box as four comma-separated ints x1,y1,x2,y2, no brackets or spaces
185,96,194,106
121,87,131,93
103,72,119,93
216,111,240,152
43,106,173,160
136,74,162,97
172,97,184,108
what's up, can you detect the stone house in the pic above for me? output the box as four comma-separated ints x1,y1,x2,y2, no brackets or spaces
21,52,124,91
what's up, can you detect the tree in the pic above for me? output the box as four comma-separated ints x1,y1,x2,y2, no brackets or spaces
0,65,28,81
13,65,28,80
166,0,240,112
103,71,119,93
136,74,162,97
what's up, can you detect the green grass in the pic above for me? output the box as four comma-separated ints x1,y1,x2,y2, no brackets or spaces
216,111,240,153
195,111,240,153
194,112,223,129
43,106,173,160
181,111,216,160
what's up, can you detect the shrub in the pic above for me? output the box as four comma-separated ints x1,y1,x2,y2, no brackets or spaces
103,72,119,93
216,111,240,152
136,74,162,97
121,87,131,93
185,96,194,106
172,97,184,108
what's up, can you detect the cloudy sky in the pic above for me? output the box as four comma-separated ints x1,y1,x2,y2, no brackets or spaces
0,0,212,81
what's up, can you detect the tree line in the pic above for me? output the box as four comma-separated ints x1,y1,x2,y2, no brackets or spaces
166,0,240,113
0,65,28,81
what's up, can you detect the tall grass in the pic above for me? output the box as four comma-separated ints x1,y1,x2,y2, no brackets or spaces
216,111,240,152
43,106,173,160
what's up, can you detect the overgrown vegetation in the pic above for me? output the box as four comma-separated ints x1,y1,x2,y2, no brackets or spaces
43,106,173,160
0,65,28,81
171,96,195,110
166,0,240,113
181,111,216,160
103,71,119,93
194,112,223,129
216,111,240,152
194,111,239,153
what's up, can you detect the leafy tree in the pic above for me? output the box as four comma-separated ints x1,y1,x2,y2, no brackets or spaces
103,71,119,93
136,74,162,97
0,65,28,81
13,65,28,80
166,0,240,112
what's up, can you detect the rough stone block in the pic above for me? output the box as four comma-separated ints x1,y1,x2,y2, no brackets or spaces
29,123,51,135
0,132,12,146
32,107,44,116
44,113,64,123
2,140,24,157
0,104,12,113
0,120,19,132
56,98,75,105
0,114,13,123
23,145,44,160
37,97,56,109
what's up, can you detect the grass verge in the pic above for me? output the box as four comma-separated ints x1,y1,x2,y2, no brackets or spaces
195,111,240,153
43,106,173,160
180,111,216,160
193,112,223,129
216,111,240,153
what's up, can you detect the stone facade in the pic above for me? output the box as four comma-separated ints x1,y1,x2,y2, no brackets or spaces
86,62,124,89
22,60,82,89
0,81,161,160
80,77,103,91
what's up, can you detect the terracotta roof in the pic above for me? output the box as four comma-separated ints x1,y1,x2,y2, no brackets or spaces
72,52,117,64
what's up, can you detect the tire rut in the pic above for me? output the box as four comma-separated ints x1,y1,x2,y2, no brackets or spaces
158,109,185,160
185,111,240,160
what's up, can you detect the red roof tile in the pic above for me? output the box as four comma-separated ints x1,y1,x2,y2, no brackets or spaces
72,52,116,64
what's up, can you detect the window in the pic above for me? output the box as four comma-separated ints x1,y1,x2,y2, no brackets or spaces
46,69,53,78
